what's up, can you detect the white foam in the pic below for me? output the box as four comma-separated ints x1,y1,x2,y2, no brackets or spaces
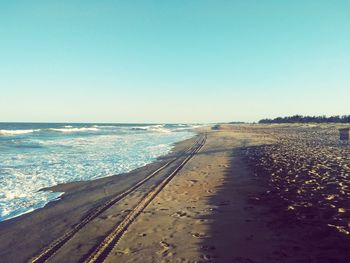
49,127,99,133
151,127,171,133
92,125,117,128
0,192,63,221
130,125,155,130
0,124,195,221
130,125,171,133
0,129,39,135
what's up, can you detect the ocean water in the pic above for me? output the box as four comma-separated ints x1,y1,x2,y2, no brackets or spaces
0,123,196,221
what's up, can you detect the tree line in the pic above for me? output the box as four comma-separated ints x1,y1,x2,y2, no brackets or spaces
259,115,350,124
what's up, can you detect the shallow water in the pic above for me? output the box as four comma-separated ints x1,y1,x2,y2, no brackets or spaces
0,123,196,221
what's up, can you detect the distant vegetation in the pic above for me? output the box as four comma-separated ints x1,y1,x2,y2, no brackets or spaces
259,115,350,124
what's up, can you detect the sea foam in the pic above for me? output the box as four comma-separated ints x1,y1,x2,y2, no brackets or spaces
0,129,39,135
48,127,99,133
0,123,195,221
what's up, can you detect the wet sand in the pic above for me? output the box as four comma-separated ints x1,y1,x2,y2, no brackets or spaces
104,124,350,262
1,124,349,262
0,135,198,263
104,126,278,262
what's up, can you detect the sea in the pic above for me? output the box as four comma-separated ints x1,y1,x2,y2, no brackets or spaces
0,123,197,222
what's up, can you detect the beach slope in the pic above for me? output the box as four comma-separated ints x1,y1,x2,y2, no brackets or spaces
1,125,349,262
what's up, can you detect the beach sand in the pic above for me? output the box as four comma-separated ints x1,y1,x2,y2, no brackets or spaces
1,124,349,262
104,126,278,263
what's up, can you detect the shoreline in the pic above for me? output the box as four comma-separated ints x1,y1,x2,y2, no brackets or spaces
0,130,198,223
0,132,200,263
44,131,199,195
0,123,196,223
1,124,349,262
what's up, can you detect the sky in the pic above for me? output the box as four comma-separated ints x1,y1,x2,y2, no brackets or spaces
0,1,349,123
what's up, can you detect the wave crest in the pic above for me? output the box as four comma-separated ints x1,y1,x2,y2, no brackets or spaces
48,127,99,133
130,125,171,133
0,129,38,135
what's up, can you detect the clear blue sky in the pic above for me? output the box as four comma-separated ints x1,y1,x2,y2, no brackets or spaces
1,1,349,123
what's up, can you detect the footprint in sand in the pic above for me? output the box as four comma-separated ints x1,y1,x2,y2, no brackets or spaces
158,241,177,257
192,232,206,238
159,240,174,249
173,211,188,217
113,248,131,256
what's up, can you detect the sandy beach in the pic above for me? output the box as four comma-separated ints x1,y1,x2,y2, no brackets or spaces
3,1,350,262
1,124,349,263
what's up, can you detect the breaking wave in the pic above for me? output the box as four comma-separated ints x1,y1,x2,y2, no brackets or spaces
48,127,99,133
0,129,39,136
0,123,197,221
